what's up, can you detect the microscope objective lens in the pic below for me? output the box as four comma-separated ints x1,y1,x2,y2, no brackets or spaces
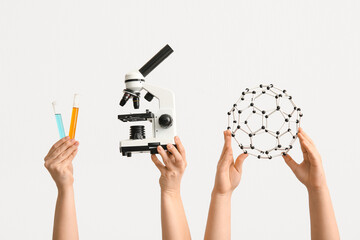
133,96,140,109
120,92,131,106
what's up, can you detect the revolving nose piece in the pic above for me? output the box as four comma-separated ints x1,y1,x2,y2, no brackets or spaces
120,92,131,106
133,96,140,109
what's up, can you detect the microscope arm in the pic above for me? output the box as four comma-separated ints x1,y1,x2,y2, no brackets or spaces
142,83,175,110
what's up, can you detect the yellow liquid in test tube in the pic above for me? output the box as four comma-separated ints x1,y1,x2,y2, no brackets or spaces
69,94,80,139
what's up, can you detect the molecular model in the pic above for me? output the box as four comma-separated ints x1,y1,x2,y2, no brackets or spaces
227,84,303,159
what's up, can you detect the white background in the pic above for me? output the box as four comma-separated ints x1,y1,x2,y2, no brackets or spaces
0,0,359,239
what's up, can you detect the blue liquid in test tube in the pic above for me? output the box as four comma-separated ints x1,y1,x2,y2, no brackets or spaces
52,101,66,139
55,114,66,138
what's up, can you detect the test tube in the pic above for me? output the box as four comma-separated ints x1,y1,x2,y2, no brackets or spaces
69,94,80,139
52,101,66,139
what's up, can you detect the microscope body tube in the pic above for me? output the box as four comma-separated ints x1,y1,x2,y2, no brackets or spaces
52,101,66,139
69,94,80,139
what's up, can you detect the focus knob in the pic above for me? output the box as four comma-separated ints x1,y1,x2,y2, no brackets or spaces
158,114,173,128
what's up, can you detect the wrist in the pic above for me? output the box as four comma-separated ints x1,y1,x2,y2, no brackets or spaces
57,184,74,194
161,190,181,199
305,180,328,192
211,190,233,199
307,184,329,194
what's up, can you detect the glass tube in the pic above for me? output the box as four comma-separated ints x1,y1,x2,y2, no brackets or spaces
69,94,80,139
52,101,66,139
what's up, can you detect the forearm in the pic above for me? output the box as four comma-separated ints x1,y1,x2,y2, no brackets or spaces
204,192,232,240
53,186,79,240
161,191,191,240
308,186,339,240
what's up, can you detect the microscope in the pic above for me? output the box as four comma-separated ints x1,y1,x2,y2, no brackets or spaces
118,45,177,157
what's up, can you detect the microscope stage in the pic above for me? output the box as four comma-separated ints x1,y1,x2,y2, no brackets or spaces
118,111,154,122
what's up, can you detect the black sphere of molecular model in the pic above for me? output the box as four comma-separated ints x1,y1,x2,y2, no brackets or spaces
227,84,303,159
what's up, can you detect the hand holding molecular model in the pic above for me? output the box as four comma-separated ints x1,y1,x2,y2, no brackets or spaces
282,128,327,190
213,130,248,196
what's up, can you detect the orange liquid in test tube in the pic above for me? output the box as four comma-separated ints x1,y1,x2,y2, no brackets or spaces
69,94,80,139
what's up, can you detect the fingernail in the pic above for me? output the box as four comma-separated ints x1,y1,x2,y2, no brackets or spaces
157,146,162,151
65,136,70,140
70,139,75,142
167,144,173,149
75,141,79,146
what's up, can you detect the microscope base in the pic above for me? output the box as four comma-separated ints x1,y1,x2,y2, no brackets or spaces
120,139,177,157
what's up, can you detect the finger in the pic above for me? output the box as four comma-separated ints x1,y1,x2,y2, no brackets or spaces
298,133,316,153
47,136,70,155
167,144,182,163
298,135,319,163
217,131,233,170
234,153,248,173
48,139,76,160
297,132,309,160
282,153,299,173
62,148,79,166
220,130,233,159
223,130,232,149
54,141,79,163
166,151,175,161
157,146,173,168
165,151,176,164
151,154,165,173
298,128,315,145
174,136,186,157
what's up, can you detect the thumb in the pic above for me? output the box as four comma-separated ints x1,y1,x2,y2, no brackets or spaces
282,153,299,173
234,153,248,173
151,154,165,173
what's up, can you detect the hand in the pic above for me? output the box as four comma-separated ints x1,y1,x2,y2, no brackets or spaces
151,136,187,195
44,137,79,190
212,130,248,196
282,128,327,190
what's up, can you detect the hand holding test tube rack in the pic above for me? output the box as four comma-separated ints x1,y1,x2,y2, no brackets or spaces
52,94,80,139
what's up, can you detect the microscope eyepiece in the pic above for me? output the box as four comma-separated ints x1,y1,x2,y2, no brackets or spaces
139,44,173,77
